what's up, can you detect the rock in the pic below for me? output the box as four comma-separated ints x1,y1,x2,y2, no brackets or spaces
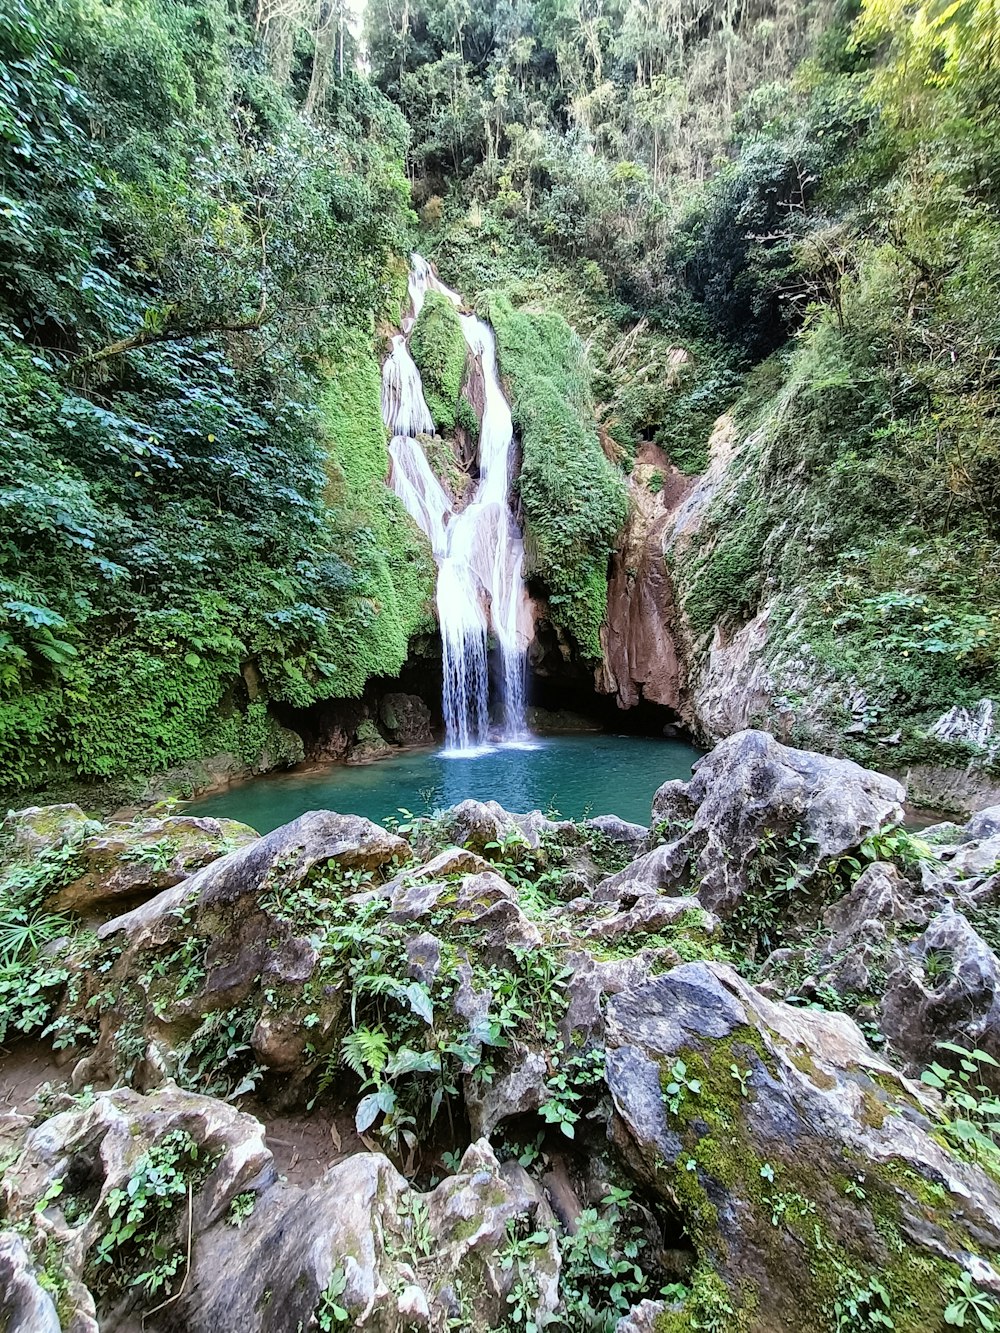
390,867,542,958
176,1139,553,1332
821,861,931,940
594,841,692,902
604,961,1000,1329
346,717,394,764
69,812,408,1091
881,906,1000,1082
98,809,409,946
437,799,565,854
379,692,434,745
0,1231,61,1333
930,698,997,751
48,814,258,913
616,1299,672,1333
649,730,905,917
597,442,687,712
525,706,602,733
3,804,95,858
583,895,718,945
966,806,1000,841
2,1085,272,1331
584,815,649,857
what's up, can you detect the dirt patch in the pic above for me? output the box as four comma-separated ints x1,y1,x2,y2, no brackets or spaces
242,1101,363,1186
0,1039,68,1116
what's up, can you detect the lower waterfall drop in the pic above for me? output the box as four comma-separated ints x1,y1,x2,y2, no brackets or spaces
381,255,532,752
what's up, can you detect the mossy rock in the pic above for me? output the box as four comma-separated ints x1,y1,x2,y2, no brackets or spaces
604,961,1000,1332
410,291,467,432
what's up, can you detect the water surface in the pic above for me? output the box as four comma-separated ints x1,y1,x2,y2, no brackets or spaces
187,733,703,834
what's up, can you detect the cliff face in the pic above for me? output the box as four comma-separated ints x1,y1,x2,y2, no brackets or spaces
613,410,1000,814
596,443,689,713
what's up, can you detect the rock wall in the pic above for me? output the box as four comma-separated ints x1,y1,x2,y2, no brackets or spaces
597,443,689,712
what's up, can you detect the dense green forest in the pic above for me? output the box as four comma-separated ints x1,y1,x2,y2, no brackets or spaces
2,0,998,795
0,0,433,793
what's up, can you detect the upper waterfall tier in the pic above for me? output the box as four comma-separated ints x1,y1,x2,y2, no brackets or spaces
382,254,532,750
381,334,435,437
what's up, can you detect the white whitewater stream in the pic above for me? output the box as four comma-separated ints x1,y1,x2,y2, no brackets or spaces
381,255,533,753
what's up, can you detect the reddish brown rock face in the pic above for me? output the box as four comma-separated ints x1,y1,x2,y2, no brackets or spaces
597,443,692,712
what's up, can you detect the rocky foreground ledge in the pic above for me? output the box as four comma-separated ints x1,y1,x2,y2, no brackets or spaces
1,730,999,1332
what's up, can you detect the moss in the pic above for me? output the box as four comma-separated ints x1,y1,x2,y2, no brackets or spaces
318,332,436,696
858,1086,888,1128
409,291,467,431
649,1024,976,1331
655,1265,748,1333
786,1044,837,1090
485,292,628,660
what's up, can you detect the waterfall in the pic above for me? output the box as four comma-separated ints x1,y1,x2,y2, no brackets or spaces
381,254,532,751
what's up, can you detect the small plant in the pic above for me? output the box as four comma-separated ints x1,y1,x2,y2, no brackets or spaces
226,1191,256,1228
923,949,954,983
833,1272,894,1330
500,1221,550,1330
945,1270,1000,1329
663,1058,701,1116
557,1204,648,1330
647,469,665,494
539,1045,606,1139
729,1063,752,1098
921,1042,1000,1168
91,1129,204,1300
859,824,935,873
315,1268,351,1328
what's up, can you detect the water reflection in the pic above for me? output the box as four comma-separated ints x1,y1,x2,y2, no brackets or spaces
187,733,703,835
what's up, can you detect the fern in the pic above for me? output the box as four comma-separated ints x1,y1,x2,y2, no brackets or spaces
341,1026,390,1079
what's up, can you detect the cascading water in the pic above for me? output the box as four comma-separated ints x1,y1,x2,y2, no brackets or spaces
382,255,533,752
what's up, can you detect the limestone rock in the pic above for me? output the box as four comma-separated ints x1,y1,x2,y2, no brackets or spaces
178,1139,551,1332
2,1085,271,1331
98,809,409,946
616,1299,672,1333
3,803,95,858
881,906,1000,1081
604,961,1000,1330
0,1231,61,1333
584,814,649,857
379,692,434,745
70,812,407,1090
49,814,258,913
438,799,565,854
649,729,905,917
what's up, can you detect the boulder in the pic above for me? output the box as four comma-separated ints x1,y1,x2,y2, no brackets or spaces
604,961,1000,1330
881,906,1000,1082
584,815,649,857
178,1139,557,1333
3,803,95,858
437,799,565,854
649,730,905,917
98,809,410,947
0,1232,61,1333
379,692,434,745
48,814,258,913
1,1085,272,1332
616,1299,672,1333
65,812,409,1091
2,1090,557,1333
